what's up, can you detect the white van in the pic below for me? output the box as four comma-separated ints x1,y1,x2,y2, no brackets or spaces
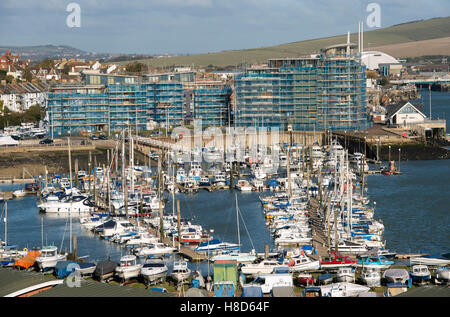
249,273,293,294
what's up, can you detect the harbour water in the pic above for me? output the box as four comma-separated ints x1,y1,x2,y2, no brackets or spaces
1,91,449,265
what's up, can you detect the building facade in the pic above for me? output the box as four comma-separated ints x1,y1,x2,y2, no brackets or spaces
47,73,232,136
234,44,371,131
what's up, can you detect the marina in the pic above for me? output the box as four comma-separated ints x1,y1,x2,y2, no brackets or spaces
1,104,449,297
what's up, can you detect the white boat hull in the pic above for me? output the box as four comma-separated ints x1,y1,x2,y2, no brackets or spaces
36,255,67,270
116,266,142,281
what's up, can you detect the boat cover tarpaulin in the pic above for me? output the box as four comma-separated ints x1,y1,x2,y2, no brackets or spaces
14,251,41,269
94,260,118,279
185,288,209,297
271,286,296,297
241,285,263,297
383,269,409,281
55,261,79,278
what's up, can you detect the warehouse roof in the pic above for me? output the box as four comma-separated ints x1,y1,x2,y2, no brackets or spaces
32,279,176,297
397,285,450,297
0,268,61,297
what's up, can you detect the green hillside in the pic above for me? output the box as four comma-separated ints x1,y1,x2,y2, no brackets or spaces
134,16,450,68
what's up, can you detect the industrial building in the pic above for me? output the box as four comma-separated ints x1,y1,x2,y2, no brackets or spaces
234,43,371,131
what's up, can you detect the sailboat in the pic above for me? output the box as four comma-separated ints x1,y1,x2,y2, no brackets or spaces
211,194,257,263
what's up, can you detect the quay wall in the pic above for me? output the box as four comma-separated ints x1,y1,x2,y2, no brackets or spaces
0,148,111,179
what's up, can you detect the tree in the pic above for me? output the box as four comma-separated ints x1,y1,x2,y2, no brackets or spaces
5,75,14,84
23,68,33,82
379,77,390,87
125,62,148,73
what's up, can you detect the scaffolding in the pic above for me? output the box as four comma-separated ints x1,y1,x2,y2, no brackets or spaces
234,49,371,132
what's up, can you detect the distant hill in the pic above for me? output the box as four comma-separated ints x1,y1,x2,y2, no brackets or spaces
132,16,450,68
0,45,111,62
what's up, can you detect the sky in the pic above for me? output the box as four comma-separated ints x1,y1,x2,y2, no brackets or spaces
0,0,448,55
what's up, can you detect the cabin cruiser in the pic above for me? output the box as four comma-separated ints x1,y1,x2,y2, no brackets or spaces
211,250,257,264
35,246,67,271
253,166,267,180
38,194,95,214
240,259,283,276
355,256,394,270
320,251,357,270
171,261,191,283
199,176,211,187
213,173,227,187
140,258,168,285
285,255,320,272
115,255,142,281
336,267,355,283
332,240,368,254
125,232,159,247
132,243,176,257
320,282,370,297
410,265,431,285
360,267,381,287
236,179,253,192
194,239,240,254
176,168,187,184
97,220,136,239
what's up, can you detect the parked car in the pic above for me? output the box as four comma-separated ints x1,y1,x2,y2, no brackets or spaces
39,138,53,144
89,134,99,140
98,134,107,140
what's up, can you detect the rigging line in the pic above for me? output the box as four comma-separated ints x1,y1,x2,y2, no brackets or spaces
237,201,255,251
60,214,69,252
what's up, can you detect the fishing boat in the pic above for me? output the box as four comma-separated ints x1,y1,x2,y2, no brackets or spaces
115,255,142,281
140,258,168,285
355,256,394,270
35,246,67,271
336,267,355,283
410,265,431,285
320,251,357,270
360,267,381,287
171,261,191,283
382,268,410,284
